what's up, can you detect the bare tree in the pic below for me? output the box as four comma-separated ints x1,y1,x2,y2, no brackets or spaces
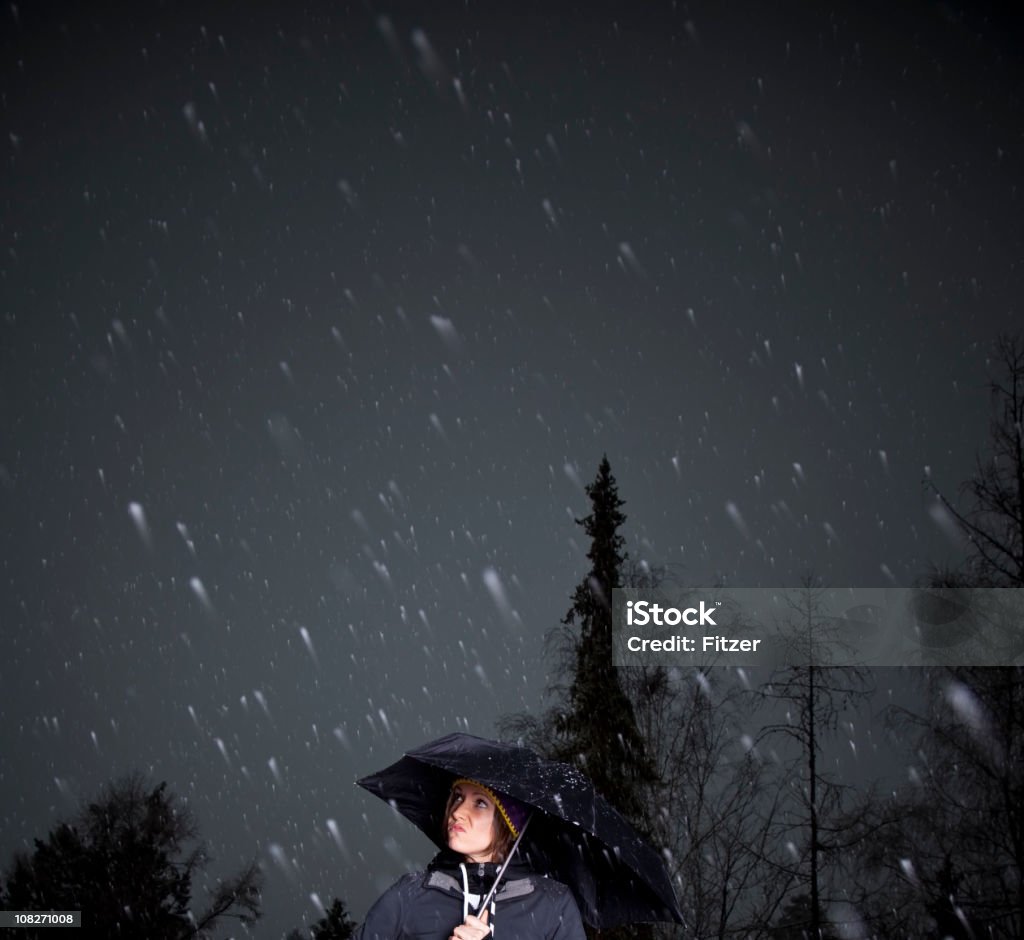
755,584,874,939
623,648,790,940
878,664,1024,939
928,333,1024,590
891,335,1024,936
611,568,792,940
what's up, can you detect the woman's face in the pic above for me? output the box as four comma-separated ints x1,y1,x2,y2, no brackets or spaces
447,783,499,862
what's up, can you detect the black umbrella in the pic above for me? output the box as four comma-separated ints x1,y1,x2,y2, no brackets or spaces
356,732,684,929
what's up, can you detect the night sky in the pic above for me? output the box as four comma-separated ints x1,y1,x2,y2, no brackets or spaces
2,1,1022,937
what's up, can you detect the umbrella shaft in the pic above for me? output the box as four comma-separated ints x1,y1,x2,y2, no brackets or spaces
476,814,533,915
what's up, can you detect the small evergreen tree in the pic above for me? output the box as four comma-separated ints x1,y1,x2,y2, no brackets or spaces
311,898,358,940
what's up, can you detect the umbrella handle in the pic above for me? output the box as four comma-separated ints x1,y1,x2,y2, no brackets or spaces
475,812,533,915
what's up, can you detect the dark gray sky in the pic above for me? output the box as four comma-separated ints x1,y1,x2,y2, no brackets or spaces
2,1,1022,936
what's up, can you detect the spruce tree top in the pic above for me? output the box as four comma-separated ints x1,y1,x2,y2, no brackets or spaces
564,456,626,632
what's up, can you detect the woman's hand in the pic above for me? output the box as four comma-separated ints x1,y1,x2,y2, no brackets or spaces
450,910,491,940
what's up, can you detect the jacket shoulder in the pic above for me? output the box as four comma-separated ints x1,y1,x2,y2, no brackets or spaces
500,875,586,940
529,875,574,899
374,870,426,898
355,871,436,940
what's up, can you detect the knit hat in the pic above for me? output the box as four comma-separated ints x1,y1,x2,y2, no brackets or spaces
451,779,530,838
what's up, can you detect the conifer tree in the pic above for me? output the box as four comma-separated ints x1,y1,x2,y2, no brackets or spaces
1,772,261,939
498,458,660,940
311,898,358,940
554,456,655,829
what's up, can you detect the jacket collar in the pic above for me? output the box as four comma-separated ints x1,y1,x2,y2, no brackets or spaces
425,850,535,901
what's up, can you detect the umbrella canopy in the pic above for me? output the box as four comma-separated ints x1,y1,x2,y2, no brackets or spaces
357,732,684,929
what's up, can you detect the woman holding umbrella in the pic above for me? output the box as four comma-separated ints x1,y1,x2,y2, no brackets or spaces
356,734,682,938
354,776,586,940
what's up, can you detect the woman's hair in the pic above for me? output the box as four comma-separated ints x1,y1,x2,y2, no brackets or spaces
442,786,516,864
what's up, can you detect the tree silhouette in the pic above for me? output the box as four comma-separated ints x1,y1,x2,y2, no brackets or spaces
552,456,656,829
913,336,1024,936
864,336,1024,938
878,663,1024,939
1,772,261,938
756,584,873,939
311,898,358,939
498,458,658,940
284,898,358,940
928,333,1024,590
500,457,654,827
626,640,790,939
771,894,821,940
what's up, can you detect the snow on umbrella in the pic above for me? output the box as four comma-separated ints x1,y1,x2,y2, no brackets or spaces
356,732,684,929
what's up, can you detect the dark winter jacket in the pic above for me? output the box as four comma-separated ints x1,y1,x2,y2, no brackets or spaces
355,851,587,940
